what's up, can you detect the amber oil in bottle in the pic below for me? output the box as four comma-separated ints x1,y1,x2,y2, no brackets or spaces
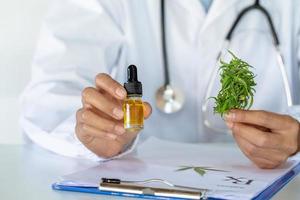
123,65,144,131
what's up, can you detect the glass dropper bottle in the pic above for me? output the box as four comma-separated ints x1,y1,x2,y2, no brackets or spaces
123,65,144,132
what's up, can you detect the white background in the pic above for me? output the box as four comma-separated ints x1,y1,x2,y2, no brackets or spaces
0,0,49,144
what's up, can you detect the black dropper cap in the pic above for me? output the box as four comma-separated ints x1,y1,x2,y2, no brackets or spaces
124,65,143,96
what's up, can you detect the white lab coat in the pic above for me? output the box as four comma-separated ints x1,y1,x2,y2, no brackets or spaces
20,0,300,160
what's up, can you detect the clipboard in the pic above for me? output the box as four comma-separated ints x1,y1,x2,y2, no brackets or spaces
52,162,300,200
52,137,300,199
52,178,207,200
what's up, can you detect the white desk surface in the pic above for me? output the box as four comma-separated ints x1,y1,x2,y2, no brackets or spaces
1,144,300,200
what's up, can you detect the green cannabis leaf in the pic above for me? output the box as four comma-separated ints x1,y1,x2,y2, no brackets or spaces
176,166,194,171
194,167,206,176
176,166,228,177
212,50,256,117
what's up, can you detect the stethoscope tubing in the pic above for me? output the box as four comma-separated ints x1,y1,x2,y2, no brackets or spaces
161,0,170,86
159,0,293,130
226,0,279,46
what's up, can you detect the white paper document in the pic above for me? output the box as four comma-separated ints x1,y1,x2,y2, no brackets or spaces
60,137,300,200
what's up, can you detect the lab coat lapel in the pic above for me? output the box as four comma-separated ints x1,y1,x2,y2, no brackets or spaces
174,0,242,32
200,0,239,33
172,0,251,40
165,0,207,45
196,0,251,59
170,0,246,54
172,0,206,20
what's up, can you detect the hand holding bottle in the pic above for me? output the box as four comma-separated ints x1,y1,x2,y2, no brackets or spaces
75,72,152,158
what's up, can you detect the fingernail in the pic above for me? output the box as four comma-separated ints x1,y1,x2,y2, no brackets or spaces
226,121,234,129
225,112,235,121
115,125,126,135
116,88,126,98
106,133,117,140
113,108,123,119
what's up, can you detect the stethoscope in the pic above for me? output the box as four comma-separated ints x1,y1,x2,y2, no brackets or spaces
156,0,293,125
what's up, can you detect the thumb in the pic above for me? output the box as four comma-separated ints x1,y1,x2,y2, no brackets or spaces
143,102,152,119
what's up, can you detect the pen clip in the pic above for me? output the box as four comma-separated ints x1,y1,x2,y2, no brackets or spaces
101,178,121,184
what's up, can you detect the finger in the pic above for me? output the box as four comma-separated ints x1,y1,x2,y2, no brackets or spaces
94,108,121,122
248,123,270,132
83,103,93,109
143,102,152,119
76,123,118,141
81,98,93,109
77,109,125,135
251,156,281,169
234,134,287,167
83,99,120,121
225,109,290,130
95,73,127,100
234,134,283,169
233,133,277,169
229,122,282,149
82,87,124,120
232,121,270,132
117,130,140,146
84,137,123,158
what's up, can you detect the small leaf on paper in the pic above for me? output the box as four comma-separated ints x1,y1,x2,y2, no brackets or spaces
175,166,193,171
194,167,206,176
176,166,229,177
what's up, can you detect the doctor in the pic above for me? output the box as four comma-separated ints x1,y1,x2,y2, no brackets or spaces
21,0,300,169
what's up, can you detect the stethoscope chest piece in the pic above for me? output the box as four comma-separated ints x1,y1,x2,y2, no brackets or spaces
156,85,185,114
